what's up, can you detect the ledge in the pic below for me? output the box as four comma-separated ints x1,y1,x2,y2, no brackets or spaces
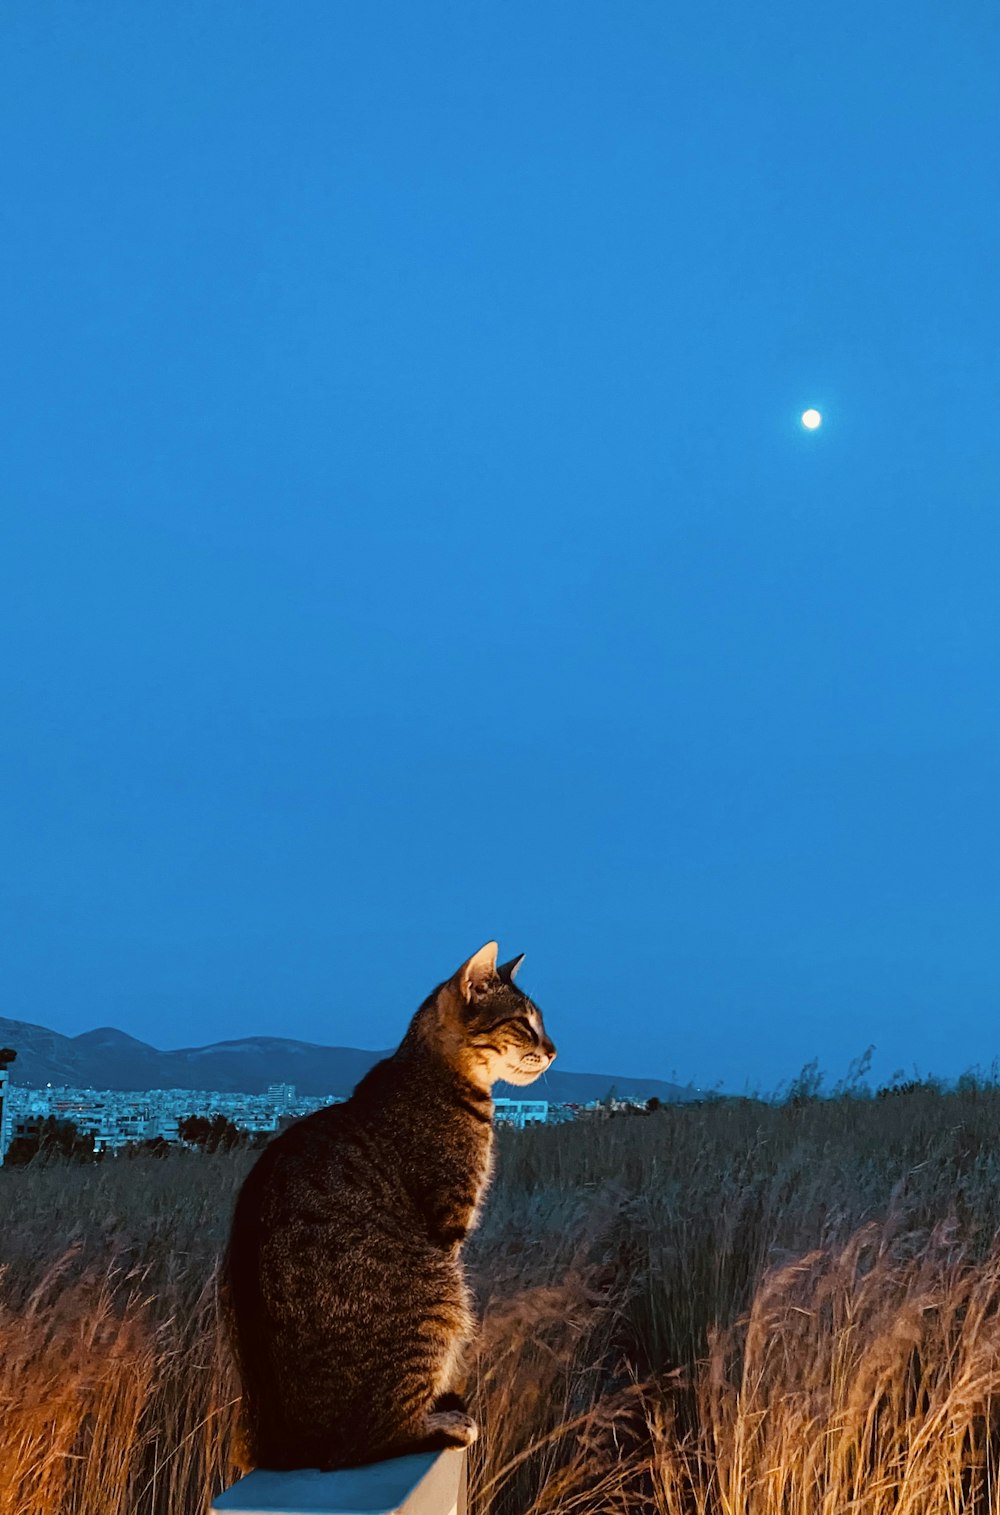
210,1447,467,1515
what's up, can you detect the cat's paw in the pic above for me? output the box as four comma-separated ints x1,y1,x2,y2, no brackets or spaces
426,1408,479,1447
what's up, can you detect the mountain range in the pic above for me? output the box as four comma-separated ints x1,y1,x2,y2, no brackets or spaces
0,1014,697,1105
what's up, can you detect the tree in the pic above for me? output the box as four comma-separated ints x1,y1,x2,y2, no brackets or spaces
5,1115,98,1166
178,1113,247,1152
0,1047,16,1068
121,1135,173,1158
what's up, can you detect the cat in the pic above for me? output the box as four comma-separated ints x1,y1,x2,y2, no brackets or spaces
222,941,556,1471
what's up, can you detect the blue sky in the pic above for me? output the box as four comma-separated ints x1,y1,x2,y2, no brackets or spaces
2,2,998,1091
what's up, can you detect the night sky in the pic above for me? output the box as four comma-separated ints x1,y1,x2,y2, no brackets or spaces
2,3,998,1092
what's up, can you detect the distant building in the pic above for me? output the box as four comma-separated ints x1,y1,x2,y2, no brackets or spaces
0,1061,10,1166
493,1098,549,1129
2,1082,559,1155
266,1084,296,1108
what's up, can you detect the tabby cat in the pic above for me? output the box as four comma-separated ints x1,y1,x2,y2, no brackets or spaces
223,941,556,1470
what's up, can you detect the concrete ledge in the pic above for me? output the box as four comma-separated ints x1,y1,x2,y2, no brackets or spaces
211,1448,467,1515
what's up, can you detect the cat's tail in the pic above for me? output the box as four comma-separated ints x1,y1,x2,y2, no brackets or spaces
219,1218,269,1473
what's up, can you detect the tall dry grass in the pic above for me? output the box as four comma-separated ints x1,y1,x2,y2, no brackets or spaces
4,1084,1000,1512
0,1152,246,1515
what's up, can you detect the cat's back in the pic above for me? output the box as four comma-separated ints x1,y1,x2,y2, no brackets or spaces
231,1073,403,1240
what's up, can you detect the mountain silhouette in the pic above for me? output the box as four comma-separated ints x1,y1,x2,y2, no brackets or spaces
0,1013,699,1105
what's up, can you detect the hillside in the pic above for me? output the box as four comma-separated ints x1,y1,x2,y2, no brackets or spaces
0,1014,698,1104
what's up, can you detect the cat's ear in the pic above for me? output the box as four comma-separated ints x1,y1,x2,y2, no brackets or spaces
456,941,499,1002
498,954,525,983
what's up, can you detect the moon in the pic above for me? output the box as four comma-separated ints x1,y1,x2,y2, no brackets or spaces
801,408,822,430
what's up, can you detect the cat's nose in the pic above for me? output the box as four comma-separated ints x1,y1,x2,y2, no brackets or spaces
542,1037,556,1061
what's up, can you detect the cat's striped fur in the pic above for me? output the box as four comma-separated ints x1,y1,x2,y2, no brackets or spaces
223,942,556,1470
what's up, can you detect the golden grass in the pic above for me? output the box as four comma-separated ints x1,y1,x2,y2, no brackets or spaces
4,1085,1000,1512
0,1155,244,1515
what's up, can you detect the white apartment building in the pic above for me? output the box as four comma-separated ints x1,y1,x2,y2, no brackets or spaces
493,1098,549,1128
